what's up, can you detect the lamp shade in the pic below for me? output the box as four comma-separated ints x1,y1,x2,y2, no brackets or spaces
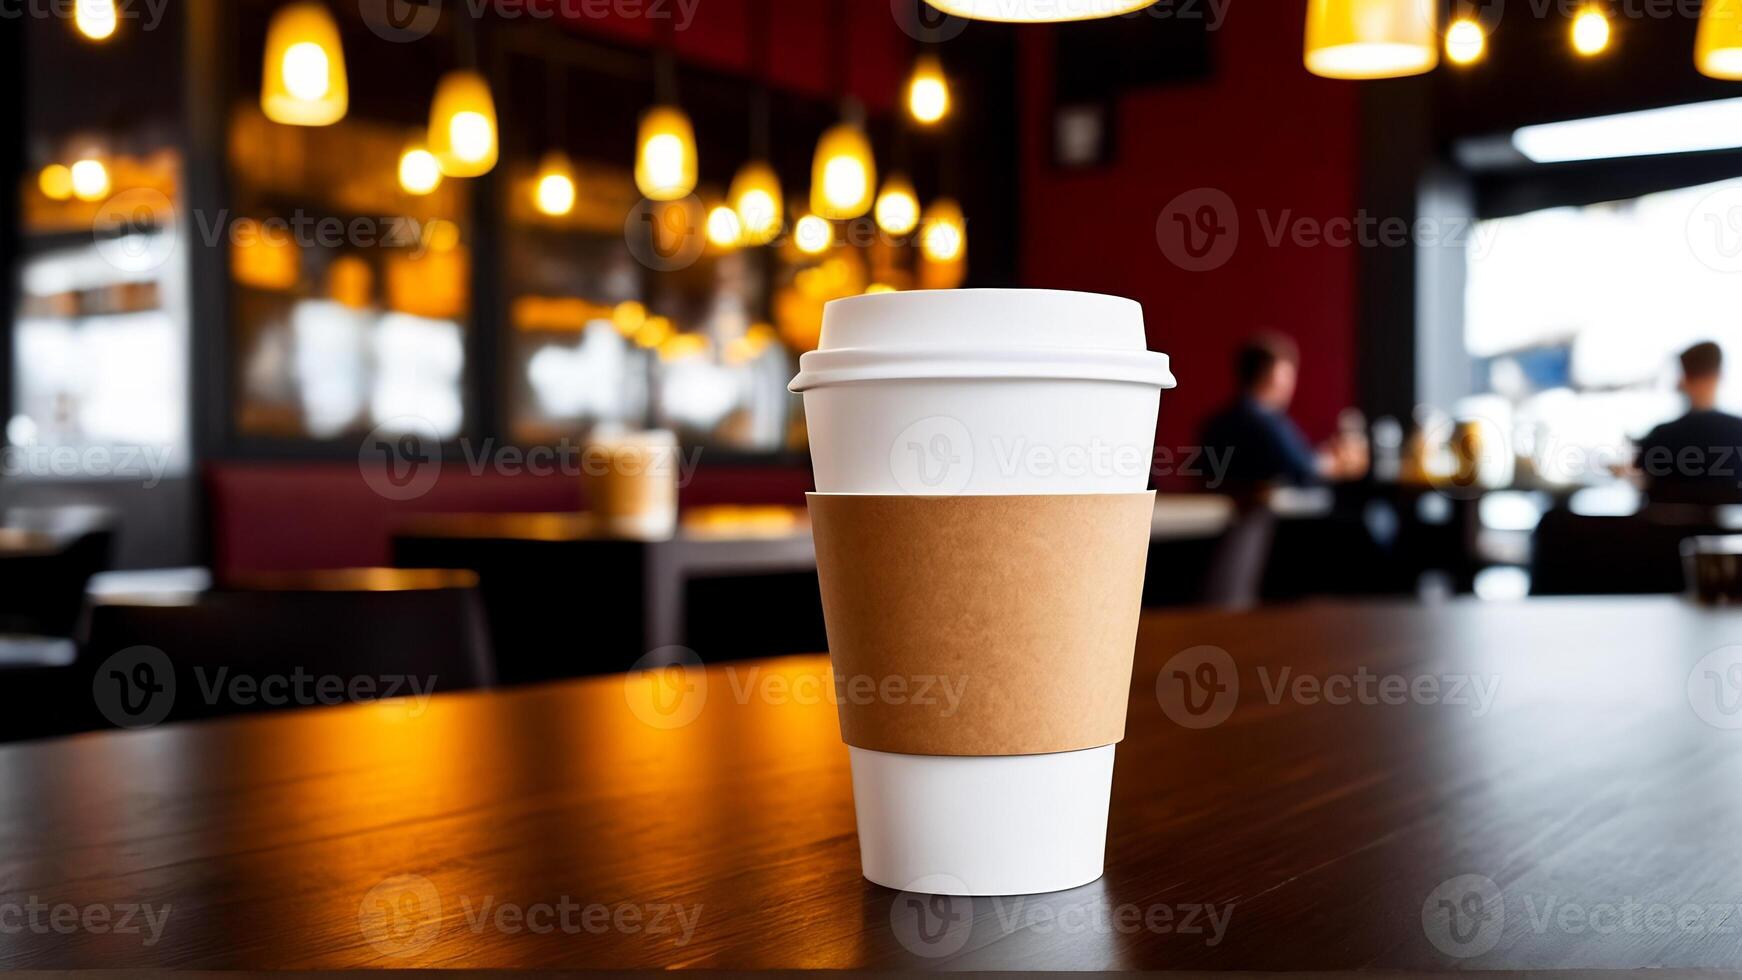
907,54,950,125
810,122,876,220
729,161,783,245
920,197,966,264
260,1,348,126
533,151,577,217
874,174,920,236
635,105,698,201
428,70,498,177
1304,0,1438,79
921,0,1157,21
1699,0,1742,76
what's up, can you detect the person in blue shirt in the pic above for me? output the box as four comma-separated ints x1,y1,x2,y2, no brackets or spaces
1198,332,1365,493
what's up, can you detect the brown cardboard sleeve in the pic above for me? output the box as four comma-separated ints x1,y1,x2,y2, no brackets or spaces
807,491,1155,757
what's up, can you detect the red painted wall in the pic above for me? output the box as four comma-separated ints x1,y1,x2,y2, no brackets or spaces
1018,9,1361,465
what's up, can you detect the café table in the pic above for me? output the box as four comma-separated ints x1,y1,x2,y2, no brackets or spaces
4,596,1740,970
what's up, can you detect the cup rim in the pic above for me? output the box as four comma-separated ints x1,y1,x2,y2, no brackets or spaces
789,345,1175,392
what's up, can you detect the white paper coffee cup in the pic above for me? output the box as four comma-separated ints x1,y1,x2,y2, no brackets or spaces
791,288,1174,896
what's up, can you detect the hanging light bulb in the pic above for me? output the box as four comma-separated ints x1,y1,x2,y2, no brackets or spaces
1444,17,1486,65
532,151,577,217
907,54,950,125
1698,0,1742,77
260,1,348,126
920,0,1157,21
70,158,111,201
38,164,73,201
811,121,876,220
1304,0,1438,79
920,198,965,263
397,142,442,196
73,0,118,40
706,205,742,249
635,105,698,201
428,69,498,177
793,213,833,255
1571,5,1611,56
874,174,920,236
728,161,783,246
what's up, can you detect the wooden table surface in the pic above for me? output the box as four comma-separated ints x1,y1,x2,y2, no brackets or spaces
5,597,1742,970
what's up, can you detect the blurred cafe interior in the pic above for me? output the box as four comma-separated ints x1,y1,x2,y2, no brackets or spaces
9,0,1742,736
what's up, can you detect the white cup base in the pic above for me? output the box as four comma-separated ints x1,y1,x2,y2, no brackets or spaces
847,744,1115,896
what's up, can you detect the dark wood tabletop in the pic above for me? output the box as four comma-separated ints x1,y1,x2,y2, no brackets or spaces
5,597,1742,970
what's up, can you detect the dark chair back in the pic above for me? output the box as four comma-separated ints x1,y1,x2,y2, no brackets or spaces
1531,505,1720,595
80,568,495,726
0,506,117,636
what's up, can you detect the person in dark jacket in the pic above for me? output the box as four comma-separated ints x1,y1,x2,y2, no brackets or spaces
1635,341,1742,506
1199,332,1364,492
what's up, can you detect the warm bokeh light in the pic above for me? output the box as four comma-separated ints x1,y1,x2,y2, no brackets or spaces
864,283,897,294
907,54,950,125
635,105,698,201
260,2,348,126
1445,18,1485,65
810,122,876,220
706,205,742,248
397,145,442,196
533,151,577,217
69,158,110,201
612,300,647,337
327,255,373,309
73,0,117,40
428,70,498,177
1697,0,1742,77
37,164,73,201
728,160,782,245
1304,0,1438,79
920,0,1158,21
920,197,966,263
794,214,832,255
1571,7,1611,56
633,315,674,349
874,174,920,236
658,332,709,363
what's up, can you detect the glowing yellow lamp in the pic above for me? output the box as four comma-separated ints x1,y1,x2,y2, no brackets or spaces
920,0,1156,21
1698,0,1742,77
874,173,920,236
428,70,499,177
794,213,832,255
38,164,73,201
810,122,876,220
907,54,950,125
533,151,577,217
1444,18,1485,65
1304,0,1438,79
397,143,442,196
260,2,348,126
70,158,110,201
1571,6,1610,56
728,161,783,245
706,205,742,249
920,198,966,264
74,0,118,40
635,105,698,201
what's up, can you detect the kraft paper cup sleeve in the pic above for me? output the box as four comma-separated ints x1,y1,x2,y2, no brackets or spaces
807,492,1154,757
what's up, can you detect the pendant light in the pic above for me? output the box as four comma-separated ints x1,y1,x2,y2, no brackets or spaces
533,64,576,217
73,0,118,40
1444,17,1486,66
874,173,920,236
1570,4,1611,57
261,1,349,126
731,11,783,246
811,1,876,221
636,42,697,201
907,53,950,125
920,198,966,264
1698,0,1742,78
428,69,498,177
1304,0,1438,79
397,141,442,196
920,0,1157,21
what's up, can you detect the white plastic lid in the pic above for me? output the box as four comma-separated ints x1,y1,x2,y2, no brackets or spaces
789,288,1175,392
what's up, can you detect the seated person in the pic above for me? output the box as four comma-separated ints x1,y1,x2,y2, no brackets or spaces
1198,332,1366,495
1635,341,1742,506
